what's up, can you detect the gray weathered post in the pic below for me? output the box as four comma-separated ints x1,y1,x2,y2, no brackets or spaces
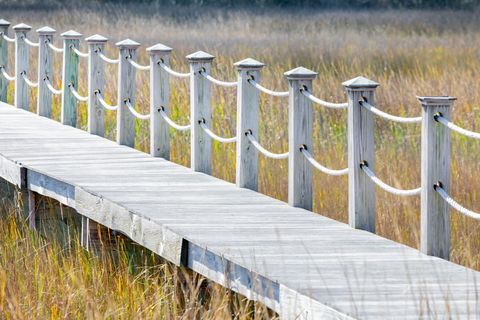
419,96,455,260
285,67,317,210
343,76,379,233
187,51,214,174
147,43,172,159
13,23,31,110
61,30,82,127
234,58,264,191
86,34,108,136
116,39,139,147
37,26,56,118
0,19,11,102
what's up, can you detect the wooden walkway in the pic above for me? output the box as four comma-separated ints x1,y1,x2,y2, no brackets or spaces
0,101,479,319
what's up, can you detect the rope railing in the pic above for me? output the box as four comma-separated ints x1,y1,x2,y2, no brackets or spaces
21,71,38,88
199,69,237,88
47,41,64,53
68,83,88,102
360,100,422,124
300,146,348,176
248,78,289,97
72,46,89,58
0,66,15,81
300,88,348,109
1,33,15,43
435,114,480,140
97,50,119,64
360,162,421,196
23,36,39,47
44,78,62,95
245,131,289,159
199,119,237,143
435,184,480,221
158,62,191,78
125,99,150,120
127,57,150,71
158,107,191,131
95,91,118,111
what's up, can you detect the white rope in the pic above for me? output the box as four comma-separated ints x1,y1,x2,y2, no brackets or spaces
96,92,118,111
1,33,15,43
361,163,421,196
127,58,150,71
0,66,15,81
72,46,89,58
158,62,191,78
248,78,289,97
246,131,289,159
159,108,191,131
435,115,480,140
125,99,151,120
44,78,62,95
21,72,38,88
199,70,237,88
47,41,64,53
360,101,422,124
199,120,236,143
301,147,348,176
23,37,39,47
435,185,480,221
68,84,88,102
300,89,348,109
97,51,119,64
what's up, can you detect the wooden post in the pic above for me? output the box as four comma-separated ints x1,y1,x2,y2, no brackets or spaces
28,190,37,230
13,23,31,110
187,51,214,174
37,26,56,118
61,30,82,126
0,19,10,103
285,67,317,210
419,96,455,260
343,76,379,233
234,58,264,191
116,39,139,148
86,34,108,136
147,43,172,159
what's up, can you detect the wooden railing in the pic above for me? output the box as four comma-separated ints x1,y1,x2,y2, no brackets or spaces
0,20,477,261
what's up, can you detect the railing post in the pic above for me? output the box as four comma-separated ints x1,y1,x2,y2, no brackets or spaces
86,34,107,136
61,30,82,127
13,23,31,110
234,58,264,191
419,96,455,260
0,19,11,103
116,39,140,148
147,43,172,159
37,26,56,118
187,51,214,174
343,76,379,233
285,67,317,210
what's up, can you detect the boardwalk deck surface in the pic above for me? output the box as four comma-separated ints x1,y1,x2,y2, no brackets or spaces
0,101,479,319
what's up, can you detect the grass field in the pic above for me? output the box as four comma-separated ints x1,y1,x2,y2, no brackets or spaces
1,3,480,318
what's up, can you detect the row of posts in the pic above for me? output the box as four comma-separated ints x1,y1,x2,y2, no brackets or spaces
0,20,454,260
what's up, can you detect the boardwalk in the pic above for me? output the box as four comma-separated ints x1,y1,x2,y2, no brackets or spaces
1,102,479,319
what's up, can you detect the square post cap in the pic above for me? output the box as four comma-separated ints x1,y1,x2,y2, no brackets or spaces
417,96,456,106
147,43,172,55
61,30,82,39
284,66,317,80
234,58,264,70
13,23,32,32
115,38,140,49
85,34,108,43
36,26,56,35
342,76,379,90
0,19,11,27
186,50,215,63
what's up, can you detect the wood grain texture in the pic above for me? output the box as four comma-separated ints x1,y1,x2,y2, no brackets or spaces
87,40,105,136
61,37,79,126
14,26,30,110
37,30,54,118
0,22,10,102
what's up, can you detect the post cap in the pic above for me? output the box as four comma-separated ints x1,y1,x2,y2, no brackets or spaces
0,19,11,27
85,34,108,43
186,50,215,62
12,23,32,31
284,66,317,80
417,96,456,106
61,30,82,39
234,58,264,69
115,38,140,49
147,43,172,54
36,26,56,35
342,76,379,89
